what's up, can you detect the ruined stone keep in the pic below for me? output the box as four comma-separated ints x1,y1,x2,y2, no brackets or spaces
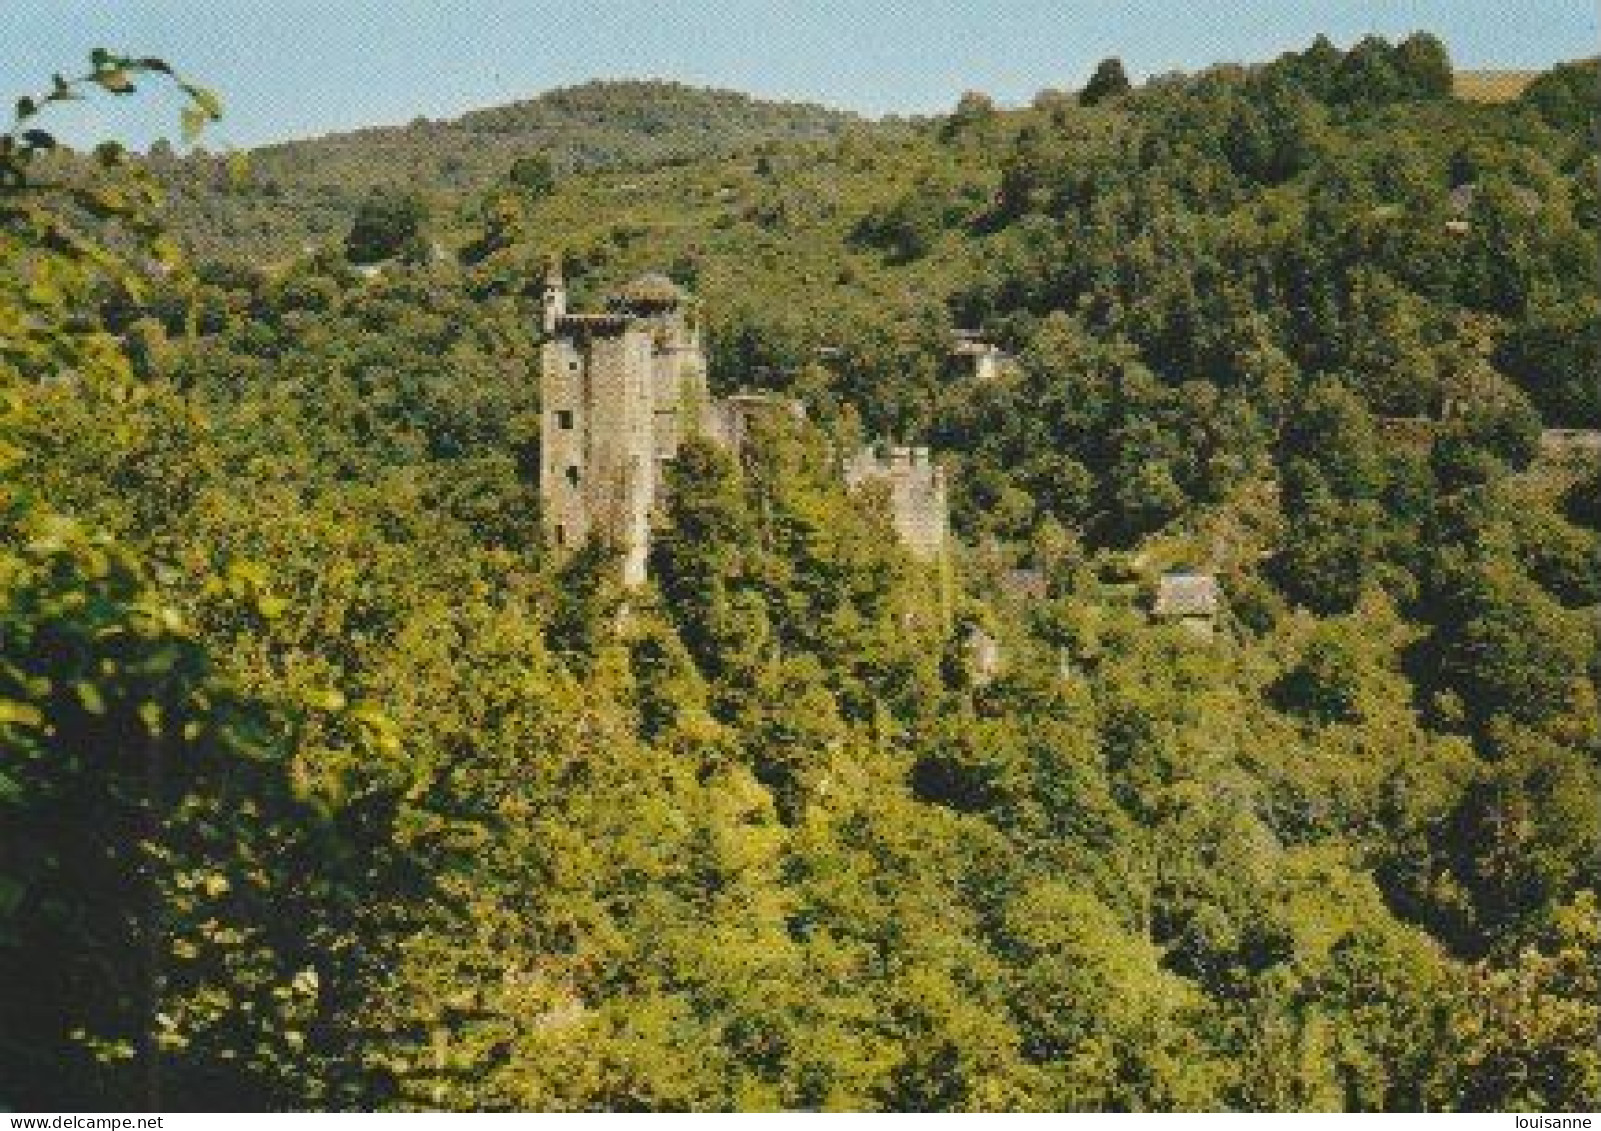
539,264,711,586
539,264,949,583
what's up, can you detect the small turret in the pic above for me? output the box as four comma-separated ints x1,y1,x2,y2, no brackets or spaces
609,272,684,314
540,255,567,335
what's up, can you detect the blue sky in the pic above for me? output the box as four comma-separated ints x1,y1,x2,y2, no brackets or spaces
6,0,1596,149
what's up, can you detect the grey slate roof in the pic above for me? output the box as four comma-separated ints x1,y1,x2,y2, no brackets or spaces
1152,572,1221,618
1000,568,1048,602
612,272,684,307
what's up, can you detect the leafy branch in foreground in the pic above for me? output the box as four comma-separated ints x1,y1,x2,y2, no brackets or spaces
1,51,222,385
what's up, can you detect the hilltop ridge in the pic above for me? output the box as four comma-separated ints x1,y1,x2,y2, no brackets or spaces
155,79,883,260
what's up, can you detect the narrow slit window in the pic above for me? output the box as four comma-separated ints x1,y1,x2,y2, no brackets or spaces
554,524,566,547
565,465,580,488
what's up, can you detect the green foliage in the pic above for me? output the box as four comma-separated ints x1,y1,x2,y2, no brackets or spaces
0,513,389,1108
1517,57,1600,138
1391,33,1456,100
1432,558,1594,734
345,188,431,265
508,152,556,199
2,52,216,385
1080,58,1132,106
1495,300,1601,426
1275,620,1383,725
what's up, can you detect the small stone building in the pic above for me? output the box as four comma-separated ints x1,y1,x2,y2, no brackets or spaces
1539,428,1601,456
1151,572,1222,637
1000,568,1048,603
966,625,1003,686
952,330,1013,383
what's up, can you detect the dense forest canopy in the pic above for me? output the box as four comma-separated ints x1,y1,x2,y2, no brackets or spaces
2,34,1597,1111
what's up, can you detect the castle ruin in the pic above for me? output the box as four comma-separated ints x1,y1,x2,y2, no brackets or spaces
539,264,949,582
539,263,712,586
841,445,950,562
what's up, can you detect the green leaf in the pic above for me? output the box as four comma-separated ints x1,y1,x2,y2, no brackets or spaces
16,96,38,120
74,682,106,715
151,234,183,266
74,186,131,218
201,873,231,897
180,106,208,144
180,83,223,121
94,69,135,95
0,700,44,727
47,74,82,103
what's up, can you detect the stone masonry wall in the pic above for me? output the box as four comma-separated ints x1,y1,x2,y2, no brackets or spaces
843,446,949,562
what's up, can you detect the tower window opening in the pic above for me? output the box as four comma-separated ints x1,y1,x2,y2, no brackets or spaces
556,409,574,430
554,524,566,547
565,465,581,488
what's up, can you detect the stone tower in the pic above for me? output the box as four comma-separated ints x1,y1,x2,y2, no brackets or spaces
539,265,710,586
540,255,567,333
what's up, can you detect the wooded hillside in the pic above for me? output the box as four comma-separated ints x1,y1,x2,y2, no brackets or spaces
2,35,1597,1111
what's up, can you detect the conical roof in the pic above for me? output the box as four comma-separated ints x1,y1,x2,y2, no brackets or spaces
612,272,684,308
